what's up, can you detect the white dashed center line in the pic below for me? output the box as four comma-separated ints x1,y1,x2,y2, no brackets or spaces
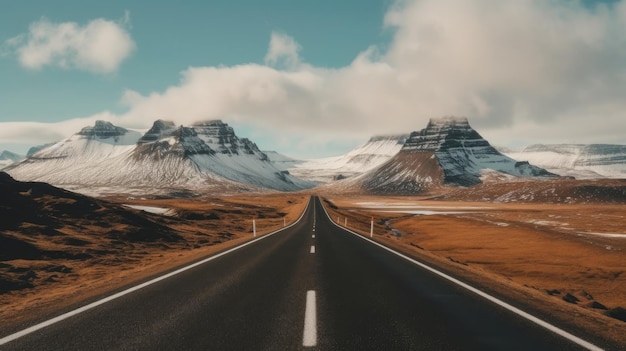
310,245,315,254
303,290,317,347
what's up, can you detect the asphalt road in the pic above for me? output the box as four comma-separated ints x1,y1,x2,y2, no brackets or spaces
1,196,602,350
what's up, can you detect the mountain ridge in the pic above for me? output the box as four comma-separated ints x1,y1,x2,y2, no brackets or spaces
0,150,25,170
503,143,626,179
6,117,624,197
6,119,314,195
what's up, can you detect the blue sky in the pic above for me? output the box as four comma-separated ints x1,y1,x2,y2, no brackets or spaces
1,0,626,158
1,1,389,120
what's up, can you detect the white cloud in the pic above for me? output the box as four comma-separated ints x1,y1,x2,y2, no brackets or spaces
264,32,302,69
3,0,626,157
383,0,626,122
5,14,135,74
118,0,626,150
0,112,119,147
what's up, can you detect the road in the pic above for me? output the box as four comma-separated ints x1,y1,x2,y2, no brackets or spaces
1,196,602,350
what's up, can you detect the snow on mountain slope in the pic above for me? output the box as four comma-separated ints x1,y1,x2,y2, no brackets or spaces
264,151,302,171
403,117,556,186
285,134,408,183
0,151,24,170
184,120,313,190
7,121,142,186
27,143,55,157
32,120,141,159
503,144,626,179
7,120,314,195
5,121,180,194
321,117,556,195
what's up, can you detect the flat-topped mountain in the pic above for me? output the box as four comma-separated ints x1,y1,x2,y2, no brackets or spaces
403,117,555,186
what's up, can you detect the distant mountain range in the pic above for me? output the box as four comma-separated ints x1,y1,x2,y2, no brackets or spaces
0,150,24,169
320,117,557,194
502,144,626,179
267,134,409,183
5,120,313,195
4,117,625,196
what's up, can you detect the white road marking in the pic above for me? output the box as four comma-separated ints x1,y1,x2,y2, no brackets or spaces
312,234,315,238
0,198,314,346
318,200,603,351
303,290,317,347
310,245,315,254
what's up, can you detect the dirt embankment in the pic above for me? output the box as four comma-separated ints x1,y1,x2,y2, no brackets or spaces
321,196,626,348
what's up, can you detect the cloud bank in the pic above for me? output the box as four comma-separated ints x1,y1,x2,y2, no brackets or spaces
2,0,626,157
5,13,135,74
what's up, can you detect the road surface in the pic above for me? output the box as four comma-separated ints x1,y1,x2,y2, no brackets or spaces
1,197,602,350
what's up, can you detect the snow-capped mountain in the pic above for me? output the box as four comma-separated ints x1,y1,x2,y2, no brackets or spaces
323,117,556,195
27,143,55,157
273,134,408,183
0,150,24,170
404,117,555,186
503,144,626,179
7,120,314,195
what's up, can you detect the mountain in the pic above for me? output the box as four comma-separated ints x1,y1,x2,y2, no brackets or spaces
0,151,24,169
502,144,626,179
6,120,314,195
27,143,55,157
324,117,556,195
404,117,555,186
275,134,408,183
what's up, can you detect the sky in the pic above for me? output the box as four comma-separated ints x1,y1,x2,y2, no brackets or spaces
1,0,625,159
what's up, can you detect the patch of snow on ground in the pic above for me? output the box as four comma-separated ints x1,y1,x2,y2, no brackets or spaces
579,232,626,239
124,205,176,216
527,220,569,226
377,210,475,216
354,202,491,210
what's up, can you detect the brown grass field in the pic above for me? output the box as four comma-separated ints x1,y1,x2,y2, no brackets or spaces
0,193,308,332
322,196,626,346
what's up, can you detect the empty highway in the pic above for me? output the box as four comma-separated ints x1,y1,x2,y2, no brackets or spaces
0,197,603,350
